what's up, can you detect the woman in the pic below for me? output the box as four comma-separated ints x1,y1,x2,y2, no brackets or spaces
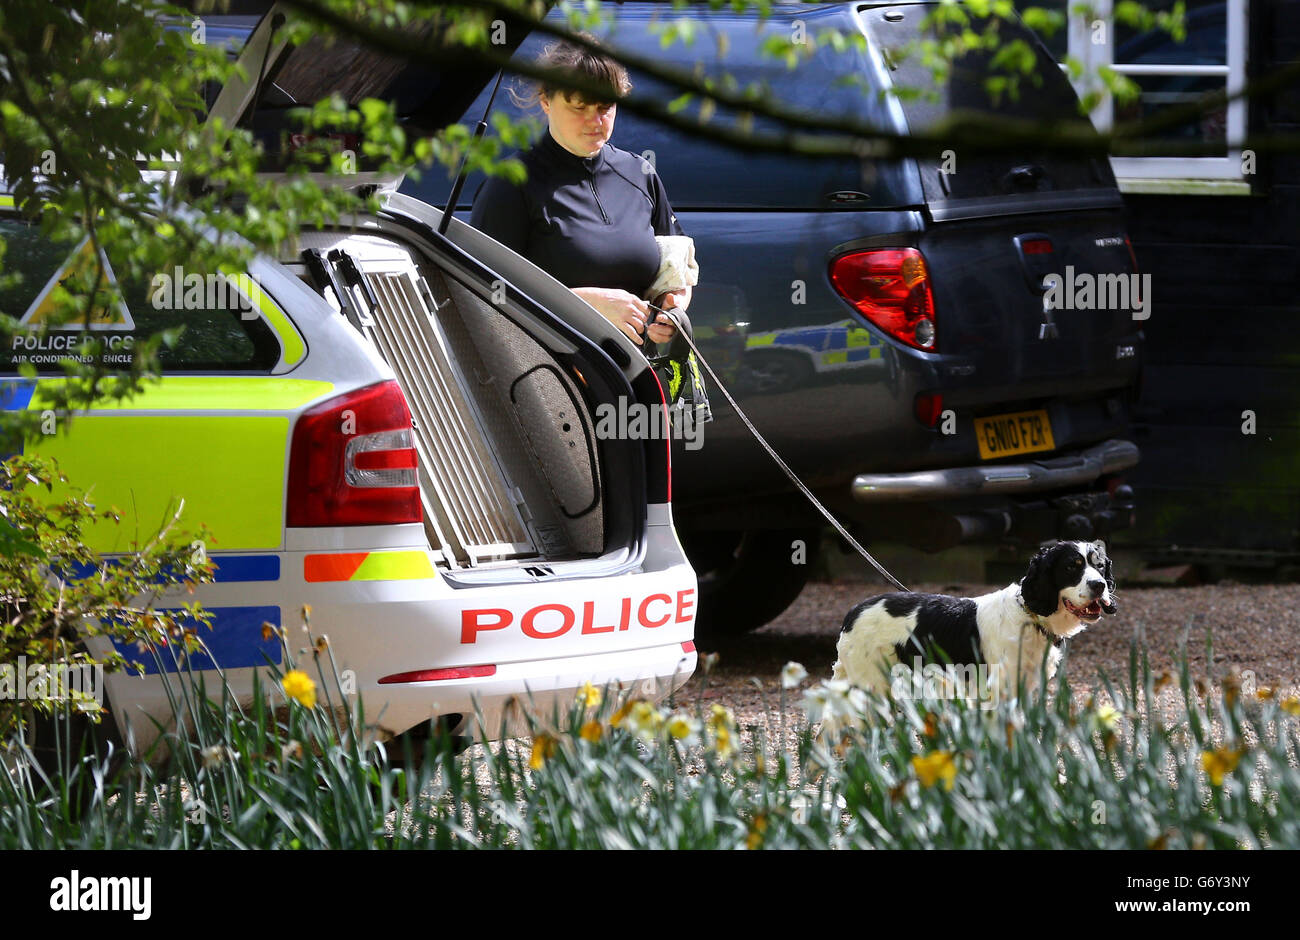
469,36,692,349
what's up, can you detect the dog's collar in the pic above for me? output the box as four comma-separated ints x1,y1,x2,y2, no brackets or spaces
1017,589,1065,649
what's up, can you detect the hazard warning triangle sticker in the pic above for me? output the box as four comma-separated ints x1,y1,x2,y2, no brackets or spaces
19,237,136,331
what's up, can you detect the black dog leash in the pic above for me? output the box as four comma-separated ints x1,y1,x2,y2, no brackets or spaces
647,303,910,593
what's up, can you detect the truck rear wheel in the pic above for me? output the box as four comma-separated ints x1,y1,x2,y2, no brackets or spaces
684,528,819,640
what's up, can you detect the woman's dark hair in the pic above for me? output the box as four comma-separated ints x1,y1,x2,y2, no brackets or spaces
512,33,632,109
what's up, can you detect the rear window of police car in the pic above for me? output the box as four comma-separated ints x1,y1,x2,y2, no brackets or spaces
0,220,281,373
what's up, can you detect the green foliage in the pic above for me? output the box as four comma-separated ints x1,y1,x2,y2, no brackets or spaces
5,628,1299,849
0,0,435,446
0,454,214,740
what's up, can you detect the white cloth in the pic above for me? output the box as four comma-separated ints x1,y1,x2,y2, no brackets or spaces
644,235,699,299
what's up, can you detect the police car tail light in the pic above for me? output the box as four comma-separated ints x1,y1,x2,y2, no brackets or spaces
830,248,936,351
288,381,421,527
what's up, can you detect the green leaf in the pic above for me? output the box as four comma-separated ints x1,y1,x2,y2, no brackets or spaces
0,517,46,559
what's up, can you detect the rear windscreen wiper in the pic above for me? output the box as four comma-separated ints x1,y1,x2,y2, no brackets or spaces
301,247,366,332
328,249,379,328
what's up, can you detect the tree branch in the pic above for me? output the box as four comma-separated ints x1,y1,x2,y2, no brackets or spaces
277,0,1300,159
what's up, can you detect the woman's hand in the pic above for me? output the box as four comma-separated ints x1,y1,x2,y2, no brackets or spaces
571,287,651,345
646,286,692,344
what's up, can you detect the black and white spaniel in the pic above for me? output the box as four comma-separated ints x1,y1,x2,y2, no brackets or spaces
831,540,1118,702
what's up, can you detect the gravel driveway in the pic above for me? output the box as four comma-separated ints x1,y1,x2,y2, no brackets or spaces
677,579,1300,734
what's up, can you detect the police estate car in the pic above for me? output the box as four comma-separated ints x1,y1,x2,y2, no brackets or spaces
0,8,696,752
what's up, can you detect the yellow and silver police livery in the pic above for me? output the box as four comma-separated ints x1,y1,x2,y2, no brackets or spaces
1,185,697,753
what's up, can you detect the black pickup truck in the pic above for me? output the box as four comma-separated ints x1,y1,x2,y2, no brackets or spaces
410,1,1144,635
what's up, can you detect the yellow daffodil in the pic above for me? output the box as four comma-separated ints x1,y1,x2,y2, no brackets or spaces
626,701,666,742
665,713,701,746
529,733,557,770
1201,746,1244,787
1256,686,1275,701
610,700,636,728
577,681,602,709
1280,697,1300,717
707,704,737,759
281,670,316,709
745,813,768,850
580,720,603,742
1095,703,1121,732
911,750,957,791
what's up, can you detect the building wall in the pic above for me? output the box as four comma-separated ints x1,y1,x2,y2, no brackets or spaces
1118,0,1300,557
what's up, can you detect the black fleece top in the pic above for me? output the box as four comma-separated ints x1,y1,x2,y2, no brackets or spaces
469,130,685,297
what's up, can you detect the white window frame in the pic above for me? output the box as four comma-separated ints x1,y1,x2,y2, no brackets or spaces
1064,0,1249,186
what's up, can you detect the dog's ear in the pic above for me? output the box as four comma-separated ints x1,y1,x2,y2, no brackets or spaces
1020,543,1061,618
1092,540,1115,590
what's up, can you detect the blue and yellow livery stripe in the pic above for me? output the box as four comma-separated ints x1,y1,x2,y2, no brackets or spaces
55,554,279,584
111,605,282,673
212,554,280,582
0,381,36,412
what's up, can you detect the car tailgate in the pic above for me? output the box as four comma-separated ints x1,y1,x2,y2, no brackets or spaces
920,208,1143,389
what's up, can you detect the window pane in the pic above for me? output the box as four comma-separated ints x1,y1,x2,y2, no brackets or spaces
1115,0,1226,66
1112,75,1227,156
0,221,281,374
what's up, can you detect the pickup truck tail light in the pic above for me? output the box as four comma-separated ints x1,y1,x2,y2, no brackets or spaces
288,380,421,527
830,248,936,351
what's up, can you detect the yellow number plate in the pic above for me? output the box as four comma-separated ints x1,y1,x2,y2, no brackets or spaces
975,409,1056,460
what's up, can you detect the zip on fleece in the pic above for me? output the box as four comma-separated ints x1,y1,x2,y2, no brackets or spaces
588,179,610,224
